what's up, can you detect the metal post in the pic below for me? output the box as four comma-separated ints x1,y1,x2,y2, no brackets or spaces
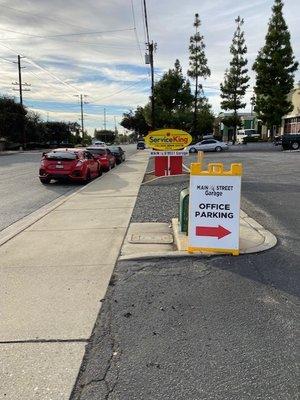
80,94,84,142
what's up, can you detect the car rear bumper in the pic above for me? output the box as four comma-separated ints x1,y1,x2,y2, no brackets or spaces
39,169,86,181
99,160,109,168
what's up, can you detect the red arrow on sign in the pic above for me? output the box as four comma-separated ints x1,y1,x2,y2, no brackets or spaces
196,225,231,240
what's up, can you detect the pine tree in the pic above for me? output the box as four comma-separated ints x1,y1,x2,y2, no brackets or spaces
187,13,211,136
253,0,298,137
220,16,250,143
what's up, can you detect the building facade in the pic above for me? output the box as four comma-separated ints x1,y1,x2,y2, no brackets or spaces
282,82,300,134
219,112,259,141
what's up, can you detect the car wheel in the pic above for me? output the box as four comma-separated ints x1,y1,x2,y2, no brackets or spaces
215,146,222,152
111,162,115,169
97,166,102,177
189,147,197,153
85,170,91,183
291,142,299,150
40,177,51,184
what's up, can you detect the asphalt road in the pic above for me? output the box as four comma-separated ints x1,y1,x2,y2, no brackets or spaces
72,146,299,400
0,144,137,231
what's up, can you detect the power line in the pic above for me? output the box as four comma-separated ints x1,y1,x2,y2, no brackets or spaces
0,3,89,31
24,58,81,94
89,78,148,103
0,45,148,105
0,43,81,94
130,0,144,65
0,27,135,40
24,69,79,101
0,56,15,64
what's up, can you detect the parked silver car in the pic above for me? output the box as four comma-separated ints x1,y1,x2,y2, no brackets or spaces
186,139,229,153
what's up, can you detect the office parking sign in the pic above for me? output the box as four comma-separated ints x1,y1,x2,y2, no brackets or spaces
188,163,242,256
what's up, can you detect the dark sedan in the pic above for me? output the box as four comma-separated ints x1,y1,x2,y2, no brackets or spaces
108,146,126,164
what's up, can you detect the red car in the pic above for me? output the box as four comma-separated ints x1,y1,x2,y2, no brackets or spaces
39,148,101,184
86,147,116,172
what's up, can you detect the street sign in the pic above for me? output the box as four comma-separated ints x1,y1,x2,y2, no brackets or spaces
150,150,189,157
188,162,242,256
144,129,192,151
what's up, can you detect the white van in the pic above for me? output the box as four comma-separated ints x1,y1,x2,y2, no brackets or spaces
236,129,260,144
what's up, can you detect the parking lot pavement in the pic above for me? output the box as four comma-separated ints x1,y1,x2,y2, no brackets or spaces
71,148,299,400
0,150,148,400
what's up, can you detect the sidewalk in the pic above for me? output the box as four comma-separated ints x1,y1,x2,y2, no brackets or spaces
0,151,149,400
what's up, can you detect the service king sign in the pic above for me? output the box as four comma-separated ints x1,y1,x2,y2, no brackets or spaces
188,169,242,255
144,129,192,151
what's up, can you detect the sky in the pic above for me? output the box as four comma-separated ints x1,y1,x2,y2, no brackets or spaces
0,0,299,135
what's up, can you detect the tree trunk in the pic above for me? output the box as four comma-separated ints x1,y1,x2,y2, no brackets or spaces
192,75,199,137
232,110,237,145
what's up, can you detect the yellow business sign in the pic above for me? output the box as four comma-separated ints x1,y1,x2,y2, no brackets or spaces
144,129,192,151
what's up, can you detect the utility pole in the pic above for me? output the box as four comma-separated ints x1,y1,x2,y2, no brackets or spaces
149,41,155,131
114,116,118,143
143,0,156,131
18,55,23,105
114,116,118,133
250,94,256,129
75,94,88,142
104,108,107,130
12,55,30,149
80,94,84,141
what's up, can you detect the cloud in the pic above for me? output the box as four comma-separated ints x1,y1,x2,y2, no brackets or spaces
0,0,299,133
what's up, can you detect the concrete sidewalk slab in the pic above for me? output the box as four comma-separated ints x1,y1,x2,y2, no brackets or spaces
58,196,136,210
0,343,85,400
0,228,126,267
81,174,142,196
0,264,112,341
27,208,132,231
121,223,174,258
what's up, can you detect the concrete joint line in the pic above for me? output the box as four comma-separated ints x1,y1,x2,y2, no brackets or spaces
141,172,189,185
0,338,88,344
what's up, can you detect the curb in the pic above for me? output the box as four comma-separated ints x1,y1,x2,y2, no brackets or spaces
242,216,277,253
118,211,277,261
141,172,189,185
119,251,211,261
171,212,277,255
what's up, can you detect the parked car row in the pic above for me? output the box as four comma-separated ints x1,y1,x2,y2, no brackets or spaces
39,146,126,184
